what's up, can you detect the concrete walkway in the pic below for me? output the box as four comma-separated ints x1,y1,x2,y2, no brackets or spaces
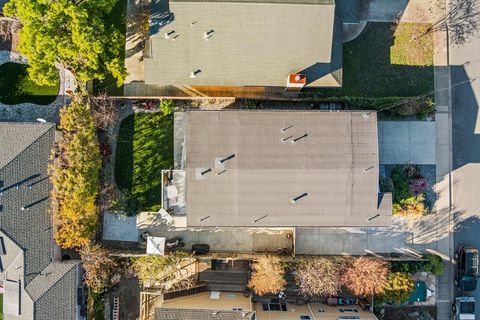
378,121,436,165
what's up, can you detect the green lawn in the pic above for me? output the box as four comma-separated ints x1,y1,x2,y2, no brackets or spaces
313,22,434,98
0,62,58,105
115,112,174,212
94,0,127,95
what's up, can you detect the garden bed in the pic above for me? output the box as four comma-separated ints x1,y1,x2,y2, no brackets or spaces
381,164,435,216
381,305,436,320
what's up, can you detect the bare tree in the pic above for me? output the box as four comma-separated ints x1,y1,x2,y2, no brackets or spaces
341,257,390,297
247,255,286,296
406,0,480,44
295,257,346,297
90,93,119,130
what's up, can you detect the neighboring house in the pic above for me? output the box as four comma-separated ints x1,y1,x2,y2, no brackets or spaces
133,0,343,95
151,259,378,320
0,122,85,320
155,291,377,320
166,110,392,228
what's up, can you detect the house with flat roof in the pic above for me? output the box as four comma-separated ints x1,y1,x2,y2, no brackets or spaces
173,110,391,228
126,0,343,96
0,122,85,320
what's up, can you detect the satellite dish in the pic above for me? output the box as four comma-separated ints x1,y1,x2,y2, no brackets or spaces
36,118,47,123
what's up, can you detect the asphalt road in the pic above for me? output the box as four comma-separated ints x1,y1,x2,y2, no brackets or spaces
451,0,480,316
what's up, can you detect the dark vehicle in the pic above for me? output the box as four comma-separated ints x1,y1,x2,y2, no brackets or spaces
455,246,479,292
192,244,210,254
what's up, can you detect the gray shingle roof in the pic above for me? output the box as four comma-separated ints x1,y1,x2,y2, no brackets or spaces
26,262,78,302
145,0,342,87
184,110,392,227
0,122,80,320
0,122,53,168
0,122,55,284
155,308,256,320
32,262,79,320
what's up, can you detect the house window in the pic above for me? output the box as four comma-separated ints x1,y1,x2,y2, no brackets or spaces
337,316,361,320
261,302,287,311
339,308,359,313
318,309,325,313
232,308,243,311
226,294,237,300
300,316,311,320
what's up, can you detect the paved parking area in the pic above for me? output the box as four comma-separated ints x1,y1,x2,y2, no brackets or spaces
379,121,436,165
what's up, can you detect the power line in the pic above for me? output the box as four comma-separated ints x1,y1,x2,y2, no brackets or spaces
368,76,479,115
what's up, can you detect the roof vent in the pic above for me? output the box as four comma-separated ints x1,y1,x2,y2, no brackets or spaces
164,30,176,39
291,193,308,204
203,29,214,40
190,69,201,78
291,134,308,144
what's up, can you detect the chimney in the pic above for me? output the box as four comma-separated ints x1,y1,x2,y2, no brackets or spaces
286,73,306,92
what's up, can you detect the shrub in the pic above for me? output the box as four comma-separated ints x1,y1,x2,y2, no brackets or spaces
391,166,411,203
248,255,286,296
391,261,423,274
295,257,345,297
410,176,428,196
393,195,427,217
383,272,415,304
241,100,257,109
342,257,390,297
50,96,102,248
160,99,175,115
422,254,444,275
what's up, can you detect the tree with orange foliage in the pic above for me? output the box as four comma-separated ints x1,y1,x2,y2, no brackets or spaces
247,255,286,296
341,257,390,297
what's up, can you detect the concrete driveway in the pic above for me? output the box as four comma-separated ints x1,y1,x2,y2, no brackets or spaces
295,227,407,255
379,121,436,165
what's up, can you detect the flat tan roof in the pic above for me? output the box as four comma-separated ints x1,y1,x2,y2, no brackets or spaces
145,0,342,87
185,110,391,227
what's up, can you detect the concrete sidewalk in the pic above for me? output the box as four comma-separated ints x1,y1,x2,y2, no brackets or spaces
378,121,436,165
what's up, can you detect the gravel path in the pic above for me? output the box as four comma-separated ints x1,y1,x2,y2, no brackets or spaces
0,50,76,123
